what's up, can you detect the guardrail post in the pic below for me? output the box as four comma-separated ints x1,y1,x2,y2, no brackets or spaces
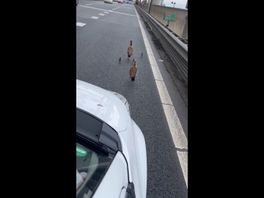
148,0,153,13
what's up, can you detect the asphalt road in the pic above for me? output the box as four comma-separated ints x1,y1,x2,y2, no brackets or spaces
77,1,188,197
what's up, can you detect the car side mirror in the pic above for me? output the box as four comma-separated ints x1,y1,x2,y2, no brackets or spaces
125,182,136,198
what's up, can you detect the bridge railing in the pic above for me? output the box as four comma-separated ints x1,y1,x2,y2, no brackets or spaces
136,5,188,85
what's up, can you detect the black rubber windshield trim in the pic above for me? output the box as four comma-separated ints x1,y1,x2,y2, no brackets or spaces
77,108,122,152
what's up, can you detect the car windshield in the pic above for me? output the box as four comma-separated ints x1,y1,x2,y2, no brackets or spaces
76,141,114,198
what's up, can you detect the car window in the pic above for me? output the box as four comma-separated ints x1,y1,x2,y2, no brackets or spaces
77,108,122,152
77,108,103,143
76,142,114,198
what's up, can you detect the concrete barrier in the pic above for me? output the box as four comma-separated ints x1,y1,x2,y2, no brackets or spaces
149,5,188,40
136,6,188,85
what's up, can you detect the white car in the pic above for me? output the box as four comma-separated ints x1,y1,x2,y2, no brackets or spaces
104,0,113,4
76,79,147,198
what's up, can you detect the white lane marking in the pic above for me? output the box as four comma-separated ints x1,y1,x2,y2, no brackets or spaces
106,9,136,17
76,22,86,27
91,16,99,19
85,4,93,6
117,5,133,10
134,7,188,187
99,13,105,16
112,6,122,11
104,11,109,14
79,5,136,17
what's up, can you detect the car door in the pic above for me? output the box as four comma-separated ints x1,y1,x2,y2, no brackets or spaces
92,152,129,198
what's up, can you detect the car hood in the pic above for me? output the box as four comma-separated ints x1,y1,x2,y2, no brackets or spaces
77,80,130,132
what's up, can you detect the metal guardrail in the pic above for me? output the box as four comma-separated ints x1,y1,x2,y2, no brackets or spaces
136,5,188,85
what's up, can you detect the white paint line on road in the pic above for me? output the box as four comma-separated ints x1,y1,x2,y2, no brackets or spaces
76,22,86,27
134,7,188,187
85,4,93,6
113,10,136,17
79,5,136,17
112,6,122,11
91,16,99,19
80,5,107,12
104,11,109,14
99,13,105,16
155,81,173,105
118,5,134,10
